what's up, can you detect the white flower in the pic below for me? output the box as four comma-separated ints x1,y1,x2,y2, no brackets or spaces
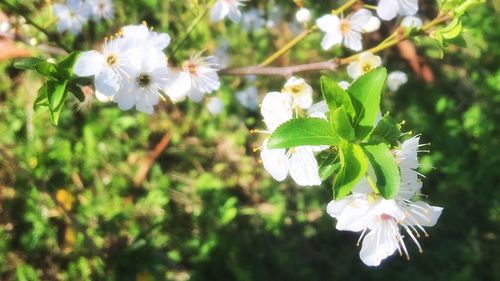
338,80,350,90
402,16,423,29
282,76,313,110
73,37,139,99
327,136,443,266
387,71,408,92
207,97,224,115
162,72,190,103
113,50,172,114
175,54,221,103
347,52,382,80
362,16,381,33
86,0,114,21
316,9,372,51
210,0,247,23
240,8,266,32
121,24,171,51
295,8,311,24
214,40,231,68
236,86,258,110
53,0,90,35
259,92,322,186
377,0,419,21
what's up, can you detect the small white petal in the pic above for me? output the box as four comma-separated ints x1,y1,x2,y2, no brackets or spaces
73,51,104,77
377,0,399,21
261,144,289,182
289,146,322,186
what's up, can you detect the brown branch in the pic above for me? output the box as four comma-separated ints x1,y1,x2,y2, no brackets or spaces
133,131,172,188
218,59,340,77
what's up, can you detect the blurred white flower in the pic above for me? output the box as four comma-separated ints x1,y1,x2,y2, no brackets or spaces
387,71,408,92
259,92,322,186
295,8,311,24
113,50,172,114
163,72,190,103
53,0,90,34
236,86,258,110
177,54,221,102
210,0,247,23
0,20,11,34
362,16,381,33
347,52,382,80
240,8,266,32
401,16,423,29
73,37,139,99
214,40,230,68
338,80,350,90
207,97,224,115
377,0,419,21
86,0,114,21
316,9,372,51
282,76,313,110
121,24,171,51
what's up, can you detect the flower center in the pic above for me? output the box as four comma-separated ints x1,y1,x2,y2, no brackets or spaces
362,62,373,73
339,20,351,34
380,214,393,221
106,55,118,66
183,61,198,75
137,73,151,88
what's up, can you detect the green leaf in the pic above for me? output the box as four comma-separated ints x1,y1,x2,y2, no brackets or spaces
56,51,82,80
317,151,340,180
363,144,401,199
13,57,46,70
441,18,463,40
35,61,58,78
367,113,401,146
267,118,341,149
348,67,387,140
34,83,49,110
320,76,355,119
47,80,69,110
333,144,368,199
68,84,86,102
332,106,355,141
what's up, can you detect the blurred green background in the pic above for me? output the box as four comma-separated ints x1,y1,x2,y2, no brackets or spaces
0,0,499,280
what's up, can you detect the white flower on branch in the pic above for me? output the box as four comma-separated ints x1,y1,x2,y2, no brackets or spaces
347,52,382,80
295,8,312,24
282,76,313,110
121,24,171,51
316,9,372,51
87,0,114,21
402,16,423,29
387,71,408,92
327,136,443,266
236,86,259,110
210,0,247,23
53,0,90,35
207,97,224,115
377,0,419,21
362,16,381,33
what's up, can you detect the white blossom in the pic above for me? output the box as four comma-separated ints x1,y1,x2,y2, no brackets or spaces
402,16,423,29
236,86,259,110
86,0,114,21
377,0,419,21
207,97,224,115
362,16,381,33
316,9,372,51
387,71,408,92
210,0,247,23
282,76,313,110
121,24,171,51
338,80,351,90
53,0,90,35
240,8,266,32
295,8,312,24
347,52,382,80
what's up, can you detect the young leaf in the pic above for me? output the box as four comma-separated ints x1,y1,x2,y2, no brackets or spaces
367,113,401,146
348,68,387,140
333,144,368,199
56,51,82,80
332,106,355,141
13,57,46,70
317,151,340,180
320,76,355,119
34,83,49,110
363,143,401,199
47,80,69,110
267,118,340,149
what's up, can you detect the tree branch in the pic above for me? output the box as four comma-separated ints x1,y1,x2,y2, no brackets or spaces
219,59,339,77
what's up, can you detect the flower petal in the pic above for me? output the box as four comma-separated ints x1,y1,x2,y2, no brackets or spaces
261,144,289,182
377,0,399,21
73,50,104,77
359,221,399,266
289,146,322,186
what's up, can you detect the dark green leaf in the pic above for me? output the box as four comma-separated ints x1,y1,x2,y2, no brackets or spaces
320,76,355,120
317,150,340,180
33,83,49,110
348,67,387,140
35,61,58,78
363,143,401,199
267,118,340,149
333,144,368,199
68,84,86,102
47,80,68,110
368,113,401,146
56,51,82,80
332,106,355,141
13,57,46,70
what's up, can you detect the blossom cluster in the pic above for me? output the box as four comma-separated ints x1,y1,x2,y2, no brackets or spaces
73,24,221,114
53,0,114,34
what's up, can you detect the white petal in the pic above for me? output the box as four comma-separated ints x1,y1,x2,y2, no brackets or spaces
289,146,321,186
307,100,329,115
401,16,423,29
114,84,136,111
261,92,293,131
321,32,343,51
405,201,443,227
347,62,362,79
359,221,399,266
316,15,340,32
151,32,171,50
343,31,363,51
227,6,242,23
398,0,419,16
94,68,119,97
122,24,149,40
187,87,206,103
73,51,104,77
363,16,381,33
377,0,399,21
350,8,372,31
210,1,229,22
335,195,372,232
261,144,289,182
95,90,113,103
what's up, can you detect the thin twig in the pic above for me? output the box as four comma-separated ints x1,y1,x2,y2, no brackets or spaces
133,131,172,187
220,59,339,77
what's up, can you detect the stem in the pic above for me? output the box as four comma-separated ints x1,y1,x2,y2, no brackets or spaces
0,0,71,53
171,0,216,55
259,0,358,67
220,59,339,77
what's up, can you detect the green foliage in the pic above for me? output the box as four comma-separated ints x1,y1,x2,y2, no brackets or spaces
267,118,340,149
333,143,368,199
367,113,402,146
362,144,401,199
